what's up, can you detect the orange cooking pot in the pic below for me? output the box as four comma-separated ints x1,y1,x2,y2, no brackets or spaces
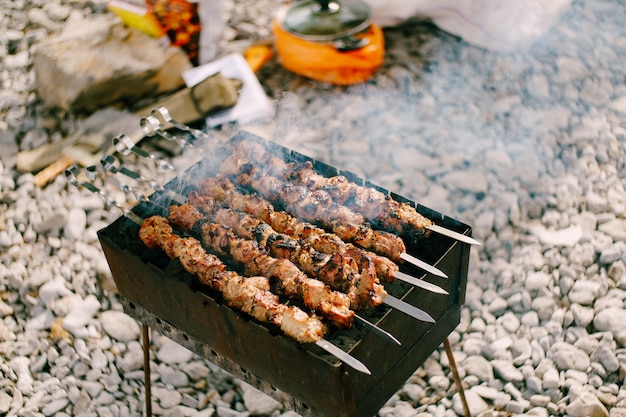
273,0,384,85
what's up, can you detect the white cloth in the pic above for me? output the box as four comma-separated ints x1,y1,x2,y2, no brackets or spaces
363,0,572,51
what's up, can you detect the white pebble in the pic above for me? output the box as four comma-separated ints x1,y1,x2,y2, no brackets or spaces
156,338,194,365
491,360,524,383
499,312,521,333
565,391,609,417
525,271,552,291
100,310,140,342
550,342,590,372
542,367,560,389
593,308,626,345
63,208,87,240
462,355,493,382
239,382,281,416
61,294,101,334
38,276,71,304
453,390,489,416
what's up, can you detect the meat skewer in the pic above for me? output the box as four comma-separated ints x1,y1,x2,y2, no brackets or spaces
73,161,401,344
186,195,387,311
224,140,479,246
139,215,324,342
166,204,356,329
221,155,447,278
197,176,397,280
183,198,402,343
288,160,480,245
195,176,448,294
108,137,442,275
138,215,371,375
67,164,372,374
172,203,434,324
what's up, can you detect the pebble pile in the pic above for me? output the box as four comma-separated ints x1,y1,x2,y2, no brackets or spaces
1,0,625,416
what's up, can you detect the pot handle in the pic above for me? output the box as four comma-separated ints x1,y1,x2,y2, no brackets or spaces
316,0,340,13
318,0,330,10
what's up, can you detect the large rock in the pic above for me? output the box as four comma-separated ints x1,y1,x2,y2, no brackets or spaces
33,15,192,112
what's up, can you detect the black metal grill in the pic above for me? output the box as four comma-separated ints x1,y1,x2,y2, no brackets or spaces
97,130,472,417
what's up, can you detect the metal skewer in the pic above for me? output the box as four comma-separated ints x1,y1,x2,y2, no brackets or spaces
426,224,481,246
383,295,435,323
85,163,155,208
354,315,401,345
399,253,448,278
151,106,209,141
65,165,145,225
113,133,175,172
113,134,200,187
394,272,448,295
141,115,193,149
315,339,371,375
99,154,186,205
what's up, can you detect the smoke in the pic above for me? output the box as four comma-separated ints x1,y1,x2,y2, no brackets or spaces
112,1,623,234
209,1,616,229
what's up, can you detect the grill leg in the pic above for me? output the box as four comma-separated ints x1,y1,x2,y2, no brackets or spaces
142,323,153,417
444,338,471,417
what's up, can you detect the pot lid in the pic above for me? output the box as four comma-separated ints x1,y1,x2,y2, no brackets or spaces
279,0,371,40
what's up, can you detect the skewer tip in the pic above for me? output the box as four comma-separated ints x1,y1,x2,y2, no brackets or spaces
394,272,449,295
400,252,448,278
315,339,371,375
427,224,482,246
355,315,401,346
383,295,435,324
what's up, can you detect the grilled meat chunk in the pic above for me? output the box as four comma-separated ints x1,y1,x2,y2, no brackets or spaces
138,215,327,343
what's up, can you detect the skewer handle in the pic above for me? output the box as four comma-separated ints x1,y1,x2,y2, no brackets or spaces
65,165,145,225
113,133,175,172
141,115,192,149
151,106,208,141
101,154,166,193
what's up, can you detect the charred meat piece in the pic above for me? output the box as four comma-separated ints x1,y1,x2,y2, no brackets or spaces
289,161,433,235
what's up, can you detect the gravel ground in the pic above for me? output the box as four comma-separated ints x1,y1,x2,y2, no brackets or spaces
1,0,626,416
